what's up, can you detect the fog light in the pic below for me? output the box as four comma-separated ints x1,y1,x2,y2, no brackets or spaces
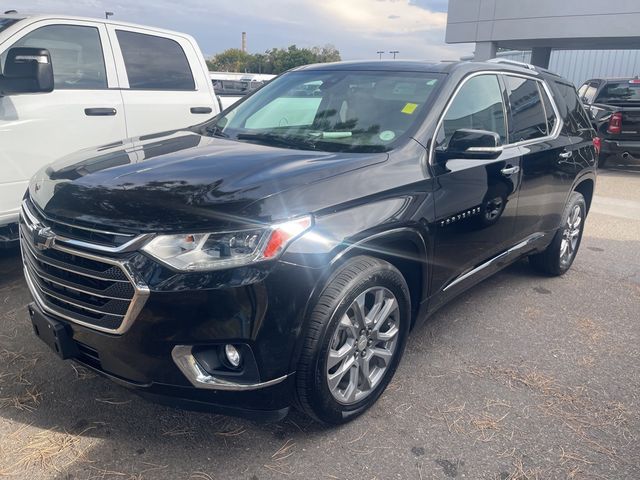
224,344,241,368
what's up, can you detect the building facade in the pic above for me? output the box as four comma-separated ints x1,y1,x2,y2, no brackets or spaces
446,0,640,69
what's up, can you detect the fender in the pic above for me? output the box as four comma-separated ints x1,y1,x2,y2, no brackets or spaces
284,225,432,375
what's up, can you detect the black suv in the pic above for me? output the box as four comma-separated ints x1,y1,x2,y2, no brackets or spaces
579,77,640,167
20,60,597,424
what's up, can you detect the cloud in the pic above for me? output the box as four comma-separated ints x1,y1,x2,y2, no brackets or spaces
12,0,473,60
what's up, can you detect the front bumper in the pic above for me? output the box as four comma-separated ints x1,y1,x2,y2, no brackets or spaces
19,197,326,419
27,300,293,421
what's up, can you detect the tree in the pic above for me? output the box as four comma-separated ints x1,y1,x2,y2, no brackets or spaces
207,44,341,74
206,48,252,72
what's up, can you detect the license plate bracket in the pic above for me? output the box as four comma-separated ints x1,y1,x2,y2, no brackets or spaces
29,304,79,360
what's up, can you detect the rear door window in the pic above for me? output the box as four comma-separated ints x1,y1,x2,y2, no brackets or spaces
2,24,107,89
435,74,506,150
116,30,194,90
504,75,548,142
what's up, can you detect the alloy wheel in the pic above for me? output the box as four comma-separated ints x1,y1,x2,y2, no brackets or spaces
326,287,400,405
560,204,582,265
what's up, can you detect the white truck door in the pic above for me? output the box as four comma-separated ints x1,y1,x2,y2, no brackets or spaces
0,20,126,227
107,25,218,138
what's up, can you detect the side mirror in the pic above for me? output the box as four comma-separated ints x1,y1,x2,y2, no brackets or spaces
0,47,54,95
441,129,503,160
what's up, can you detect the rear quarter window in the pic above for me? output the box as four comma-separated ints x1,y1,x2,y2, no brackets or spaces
553,81,592,133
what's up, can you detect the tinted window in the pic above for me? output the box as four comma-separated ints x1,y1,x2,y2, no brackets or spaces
211,70,442,153
2,25,106,89
505,76,547,142
540,85,558,135
116,30,194,90
596,81,640,104
554,82,592,132
435,74,506,149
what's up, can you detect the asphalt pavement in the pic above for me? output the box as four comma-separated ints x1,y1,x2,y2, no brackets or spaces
0,166,638,480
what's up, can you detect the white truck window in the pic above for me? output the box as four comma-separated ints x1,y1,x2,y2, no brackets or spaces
2,25,107,89
116,30,195,90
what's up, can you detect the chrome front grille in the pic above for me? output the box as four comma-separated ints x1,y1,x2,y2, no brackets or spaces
20,200,149,334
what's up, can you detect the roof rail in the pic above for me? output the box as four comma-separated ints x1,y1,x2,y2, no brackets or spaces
486,58,537,71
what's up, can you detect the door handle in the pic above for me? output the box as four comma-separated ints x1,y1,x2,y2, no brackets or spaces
500,165,520,176
559,151,573,159
190,107,213,114
84,108,117,116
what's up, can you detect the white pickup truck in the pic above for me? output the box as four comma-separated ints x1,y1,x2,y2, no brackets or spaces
0,13,220,245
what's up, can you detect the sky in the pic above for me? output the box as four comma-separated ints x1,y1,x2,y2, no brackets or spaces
5,0,473,61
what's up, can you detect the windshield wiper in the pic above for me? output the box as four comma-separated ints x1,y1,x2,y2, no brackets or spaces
236,132,319,150
205,124,229,138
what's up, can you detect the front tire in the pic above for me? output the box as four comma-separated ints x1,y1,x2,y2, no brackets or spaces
529,191,586,276
295,256,411,424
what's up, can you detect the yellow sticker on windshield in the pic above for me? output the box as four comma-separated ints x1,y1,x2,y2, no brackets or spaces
401,103,418,114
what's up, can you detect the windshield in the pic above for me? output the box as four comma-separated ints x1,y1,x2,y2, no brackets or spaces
596,81,640,104
0,18,20,34
204,70,443,153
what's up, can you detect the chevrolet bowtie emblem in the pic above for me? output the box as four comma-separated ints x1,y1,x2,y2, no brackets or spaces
33,226,55,250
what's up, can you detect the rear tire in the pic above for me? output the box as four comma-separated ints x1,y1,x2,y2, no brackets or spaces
529,191,586,276
295,255,411,424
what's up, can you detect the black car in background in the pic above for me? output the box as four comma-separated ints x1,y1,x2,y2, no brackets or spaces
579,77,640,167
20,60,596,424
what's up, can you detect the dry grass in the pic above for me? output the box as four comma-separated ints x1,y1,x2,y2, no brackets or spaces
70,363,96,381
575,318,606,345
0,385,42,411
465,365,634,464
0,427,93,476
263,439,297,476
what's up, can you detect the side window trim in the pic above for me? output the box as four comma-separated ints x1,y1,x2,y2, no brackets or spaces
429,71,564,165
500,73,563,147
429,72,507,164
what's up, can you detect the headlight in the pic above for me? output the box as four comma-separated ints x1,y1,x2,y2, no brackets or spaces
142,216,312,271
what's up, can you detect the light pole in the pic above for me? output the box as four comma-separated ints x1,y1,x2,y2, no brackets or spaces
390,50,399,59
376,51,385,60
105,11,114,20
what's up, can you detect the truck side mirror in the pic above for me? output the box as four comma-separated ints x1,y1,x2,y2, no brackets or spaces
0,47,54,95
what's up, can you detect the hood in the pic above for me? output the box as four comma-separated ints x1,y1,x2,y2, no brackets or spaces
29,130,388,232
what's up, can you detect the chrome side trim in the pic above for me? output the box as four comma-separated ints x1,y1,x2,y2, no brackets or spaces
428,70,564,165
21,200,152,254
443,233,545,292
171,346,291,391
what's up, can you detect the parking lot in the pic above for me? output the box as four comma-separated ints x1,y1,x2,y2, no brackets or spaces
0,166,638,480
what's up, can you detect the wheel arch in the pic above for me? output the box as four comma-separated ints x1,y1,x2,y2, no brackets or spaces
573,176,595,213
287,226,431,378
